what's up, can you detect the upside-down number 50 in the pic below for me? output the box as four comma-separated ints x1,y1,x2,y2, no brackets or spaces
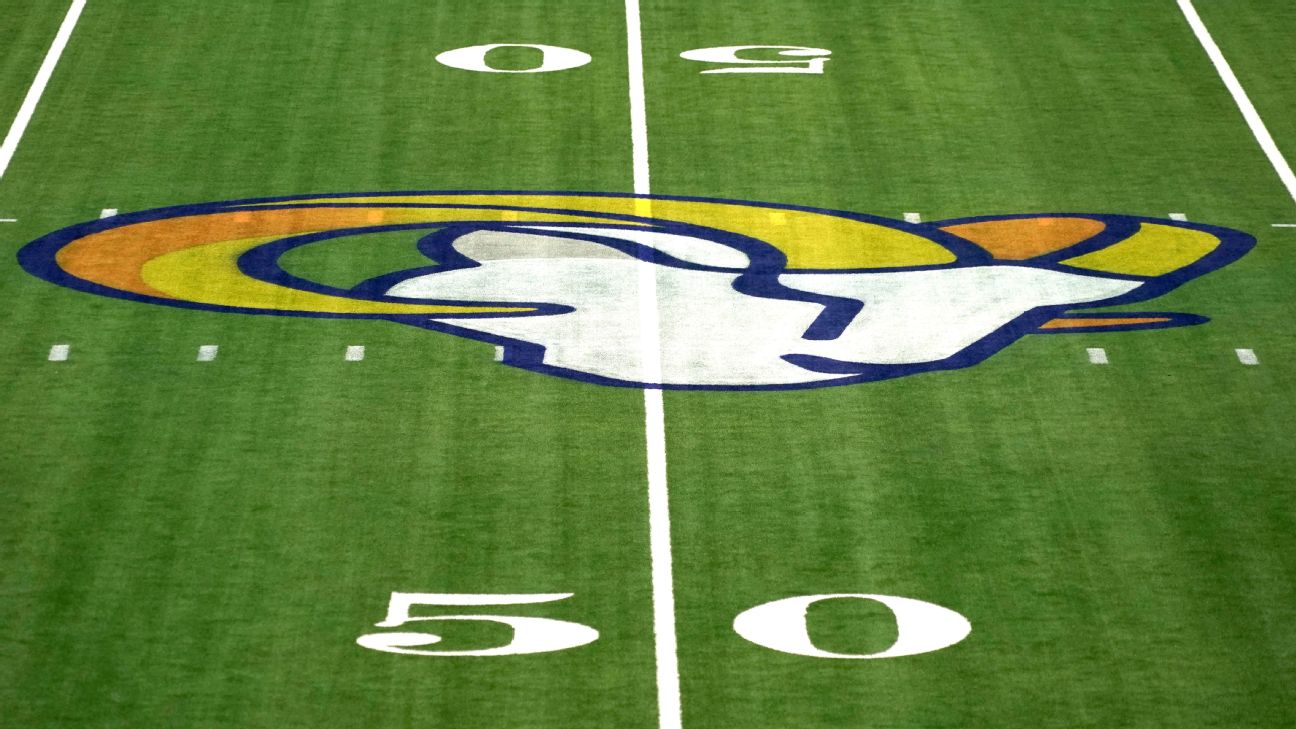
433,44,832,74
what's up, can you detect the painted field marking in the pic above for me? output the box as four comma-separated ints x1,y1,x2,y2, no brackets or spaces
768,211,787,225
1087,347,1109,365
904,212,922,224
1236,348,1259,365
493,345,505,362
0,218,15,223
196,344,218,362
1169,212,1187,221
345,345,365,362
1180,0,1296,208
48,344,69,361
99,208,117,218
625,0,682,727
1273,224,1296,228
0,0,87,183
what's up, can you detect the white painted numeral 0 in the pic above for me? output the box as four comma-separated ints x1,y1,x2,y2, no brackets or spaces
732,594,971,659
356,592,599,656
435,44,593,73
679,45,831,74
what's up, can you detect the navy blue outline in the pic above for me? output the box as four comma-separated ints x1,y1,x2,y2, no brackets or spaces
16,191,1255,390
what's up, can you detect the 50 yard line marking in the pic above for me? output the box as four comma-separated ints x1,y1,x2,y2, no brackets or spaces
625,1,683,728
1178,0,1296,208
0,0,86,182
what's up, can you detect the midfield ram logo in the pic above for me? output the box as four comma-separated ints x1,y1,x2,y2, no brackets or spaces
20,192,1253,390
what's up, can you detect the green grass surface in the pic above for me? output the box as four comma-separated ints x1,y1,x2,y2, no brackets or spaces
2,1,1295,728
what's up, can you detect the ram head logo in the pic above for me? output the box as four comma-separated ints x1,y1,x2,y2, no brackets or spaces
19,192,1253,389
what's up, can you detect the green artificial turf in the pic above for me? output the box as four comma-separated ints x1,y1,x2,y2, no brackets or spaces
1,1,1294,728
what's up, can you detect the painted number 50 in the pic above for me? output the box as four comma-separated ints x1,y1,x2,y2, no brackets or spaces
357,591,969,659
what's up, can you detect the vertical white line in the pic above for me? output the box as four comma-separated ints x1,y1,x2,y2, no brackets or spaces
1178,0,1296,207
625,0,651,197
0,0,86,183
625,2,682,728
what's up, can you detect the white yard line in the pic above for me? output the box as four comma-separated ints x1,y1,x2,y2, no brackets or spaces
625,1,682,728
1272,224,1296,228
1179,0,1296,208
344,345,366,362
0,0,86,183
1087,348,1109,365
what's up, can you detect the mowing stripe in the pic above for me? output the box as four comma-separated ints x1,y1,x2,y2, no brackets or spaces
1179,0,1296,208
0,0,86,183
1087,347,1109,365
625,1,682,728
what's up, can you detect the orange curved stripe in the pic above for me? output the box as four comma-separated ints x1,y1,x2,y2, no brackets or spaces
941,217,1105,260
55,206,614,300
1040,316,1172,330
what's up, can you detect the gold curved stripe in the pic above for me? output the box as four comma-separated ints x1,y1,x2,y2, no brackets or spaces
139,237,530,315
1061,223,1220,277
57,206,617,314
239,194,957,269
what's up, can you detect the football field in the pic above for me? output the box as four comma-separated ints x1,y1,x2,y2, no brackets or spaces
2,1,1295,727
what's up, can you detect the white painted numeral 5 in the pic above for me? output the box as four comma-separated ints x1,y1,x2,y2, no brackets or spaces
733,594,971,659
679,45,831,74
356,592,599,656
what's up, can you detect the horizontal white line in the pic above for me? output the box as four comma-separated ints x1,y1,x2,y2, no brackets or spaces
0,218,15,222
1273,223,1296,227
